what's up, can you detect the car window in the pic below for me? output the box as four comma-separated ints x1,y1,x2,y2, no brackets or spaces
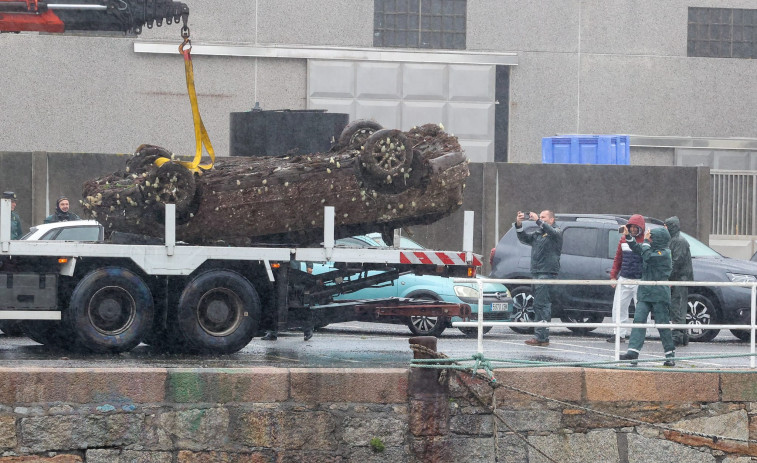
562,227,599,257
336,237,374,248
680,231,721,258
50,226,101,241
607,230,621,259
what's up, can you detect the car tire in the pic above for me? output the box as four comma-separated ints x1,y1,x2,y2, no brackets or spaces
508,285,535,334
458,326,493,337
336,119,383,151
560,312,602,335
405,294,447,337
687,293,720,342
730,329,751,342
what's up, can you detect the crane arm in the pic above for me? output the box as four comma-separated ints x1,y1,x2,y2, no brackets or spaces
0,0,188,35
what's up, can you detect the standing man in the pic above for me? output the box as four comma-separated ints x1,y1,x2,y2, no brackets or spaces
607,214,646,342
515,210,563,347
2,191,23,239
44,196,81,223
665,216,693,347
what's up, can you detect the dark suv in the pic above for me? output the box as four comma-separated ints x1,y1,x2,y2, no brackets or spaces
490,214,757,342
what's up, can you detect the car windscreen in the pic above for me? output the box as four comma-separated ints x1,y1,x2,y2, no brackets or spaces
47,226,101,241
680,231,721,258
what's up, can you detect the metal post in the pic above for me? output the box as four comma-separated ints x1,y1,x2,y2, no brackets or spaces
463,210,474,263
477,278,484,354
613,282,622,359
0,198,10,252
164,203,176,256
324,206,334,260
749,285,757,368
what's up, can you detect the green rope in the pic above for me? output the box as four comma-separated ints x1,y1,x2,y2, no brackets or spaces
411,352,757,374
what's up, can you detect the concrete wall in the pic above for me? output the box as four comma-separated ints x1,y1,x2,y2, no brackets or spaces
3,1,756,167
0,366,754,461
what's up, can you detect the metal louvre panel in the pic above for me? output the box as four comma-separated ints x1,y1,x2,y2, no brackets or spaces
307,59,496,163
711,171,756,236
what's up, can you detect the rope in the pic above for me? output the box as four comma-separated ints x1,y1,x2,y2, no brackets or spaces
409,344,757,447
153,35,216,173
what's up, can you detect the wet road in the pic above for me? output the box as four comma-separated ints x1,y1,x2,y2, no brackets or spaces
0,319,753,370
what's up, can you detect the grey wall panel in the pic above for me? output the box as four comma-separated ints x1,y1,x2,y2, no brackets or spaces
579,54,757,139
632,147,675,167
355,63,402,99
403,64,447,100
580,1,687,56
507,52,579,163
677,149,757,170
467,0,580,53
449,65,494,101
308,61,356,98
140,0,257,42
0,153,33,229
255,58,308,111
257,0,374,46
401,102,447,130
355,101,402,129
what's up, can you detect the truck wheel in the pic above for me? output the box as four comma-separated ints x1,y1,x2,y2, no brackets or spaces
176,270,260,354
0,320,24,336
68,268,154,353
336,119,383,151
21,320,75,350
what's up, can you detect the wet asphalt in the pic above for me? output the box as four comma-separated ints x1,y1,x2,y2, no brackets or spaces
0,319,753,370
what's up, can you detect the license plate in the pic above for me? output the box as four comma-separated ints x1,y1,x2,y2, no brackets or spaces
492,303,509,312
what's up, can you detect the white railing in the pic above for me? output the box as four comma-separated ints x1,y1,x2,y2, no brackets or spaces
452,277,757,368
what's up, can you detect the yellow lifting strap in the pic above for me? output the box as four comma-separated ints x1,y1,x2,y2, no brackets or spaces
155,36,215,172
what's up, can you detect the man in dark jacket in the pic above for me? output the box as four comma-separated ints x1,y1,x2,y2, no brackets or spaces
665,216,693,346
44,196,81,223
607,214,646,342
515,210,562,347
2,191,24,240
619,227,676,366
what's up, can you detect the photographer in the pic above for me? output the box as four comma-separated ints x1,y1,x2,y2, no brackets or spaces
607,214,646,342
515,210,562,347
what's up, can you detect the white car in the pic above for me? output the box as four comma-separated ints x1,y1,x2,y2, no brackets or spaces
21,220,103,242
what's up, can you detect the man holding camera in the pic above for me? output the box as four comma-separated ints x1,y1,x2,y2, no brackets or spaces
607,214,646,342
515,210,563,347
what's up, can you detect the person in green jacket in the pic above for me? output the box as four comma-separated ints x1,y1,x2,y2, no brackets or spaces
515,210,563,347
2,191,23,240
619,226,676,366
665,216,693,347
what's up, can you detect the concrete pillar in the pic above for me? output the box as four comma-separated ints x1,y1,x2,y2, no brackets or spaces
31,151,48,226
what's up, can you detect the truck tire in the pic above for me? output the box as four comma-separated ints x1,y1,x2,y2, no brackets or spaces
21,320,74,350
175,270,261,354
67,267,154,353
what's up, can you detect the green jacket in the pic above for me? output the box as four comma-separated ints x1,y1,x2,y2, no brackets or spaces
664,216,694,281
627,227,672,303
515,219,563,275
10,211,23,240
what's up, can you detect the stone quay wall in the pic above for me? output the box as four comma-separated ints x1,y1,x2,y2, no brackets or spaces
0,366,754,462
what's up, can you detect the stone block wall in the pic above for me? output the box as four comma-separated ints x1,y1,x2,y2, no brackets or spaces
0,366,755,462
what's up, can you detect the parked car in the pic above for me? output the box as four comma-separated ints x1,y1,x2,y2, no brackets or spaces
490,214,757,342
312,233,513,337
1,220,104,336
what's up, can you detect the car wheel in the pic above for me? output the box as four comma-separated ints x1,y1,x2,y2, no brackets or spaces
730,329,751,342
687,293,720,342
508,285,535,334
458,326,493,338
405,294,447,337
560,312,602,335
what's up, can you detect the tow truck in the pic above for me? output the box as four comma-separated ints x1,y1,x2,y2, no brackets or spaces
0,203,479,354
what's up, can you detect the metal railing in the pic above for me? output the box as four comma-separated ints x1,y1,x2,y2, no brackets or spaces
711,170,757,236
452,277,757,368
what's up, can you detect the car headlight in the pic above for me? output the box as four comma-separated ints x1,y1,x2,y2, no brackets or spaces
727,273,757,283
454,285,480,298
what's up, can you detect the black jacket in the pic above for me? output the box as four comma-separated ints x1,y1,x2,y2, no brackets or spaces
665,216,694,281
515,219,563,275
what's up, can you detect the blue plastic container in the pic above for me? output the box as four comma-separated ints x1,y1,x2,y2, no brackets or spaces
542,135,630,165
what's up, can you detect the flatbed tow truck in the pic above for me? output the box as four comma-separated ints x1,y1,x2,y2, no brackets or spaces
0,201,480,354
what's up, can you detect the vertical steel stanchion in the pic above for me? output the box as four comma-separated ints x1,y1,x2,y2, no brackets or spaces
751,284,756,369
614,282,622,359
477,278,484,355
